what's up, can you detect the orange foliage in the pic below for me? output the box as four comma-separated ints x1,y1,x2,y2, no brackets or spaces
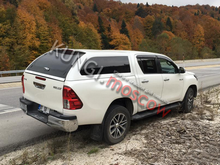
16,7,40,48
110,32,131,50
50,23,63,44
37,0,51,10
0,50,10,71
192,24,205,52
144,15,155,38
162,31,175,40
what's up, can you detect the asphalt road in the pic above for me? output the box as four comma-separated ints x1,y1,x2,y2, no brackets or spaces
0,62,220,156
187,66,220,89
0,76,21,84
177,59,220,67
0,87,59,155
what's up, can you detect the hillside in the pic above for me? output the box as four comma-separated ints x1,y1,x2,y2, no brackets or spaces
1,0,220,70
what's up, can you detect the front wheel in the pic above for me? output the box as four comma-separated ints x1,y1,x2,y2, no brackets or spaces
103,105,131,145
182,88,195,113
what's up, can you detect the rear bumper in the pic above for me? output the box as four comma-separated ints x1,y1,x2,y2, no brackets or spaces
20,97,78,132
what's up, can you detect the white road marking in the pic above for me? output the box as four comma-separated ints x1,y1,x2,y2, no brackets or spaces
0,103,21,115
0,108,21,115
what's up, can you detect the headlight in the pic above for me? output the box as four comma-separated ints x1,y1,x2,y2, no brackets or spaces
194,75,198,81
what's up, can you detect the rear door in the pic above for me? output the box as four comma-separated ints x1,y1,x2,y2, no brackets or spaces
23,49,83,114
135,55,164,112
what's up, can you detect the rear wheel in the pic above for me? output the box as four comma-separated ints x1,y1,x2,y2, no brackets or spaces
103,105,131,145
182,88,194,113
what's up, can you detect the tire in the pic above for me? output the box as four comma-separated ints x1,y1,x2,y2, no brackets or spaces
182,88,195,113
103,105,131,145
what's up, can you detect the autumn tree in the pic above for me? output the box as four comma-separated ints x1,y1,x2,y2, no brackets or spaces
144,15,154,39
200,47,214,58
62,0,78,18
173,20,187,39
68,36,87,49
110,32,131,50
139,39,160,53
0,47,10,71
156,33,169,54
133,16,145,35
77,22,101,49
169,37,198,60
192,24,205,54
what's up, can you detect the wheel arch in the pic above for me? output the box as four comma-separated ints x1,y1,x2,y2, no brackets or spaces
102,97,134,123
188,85,197,97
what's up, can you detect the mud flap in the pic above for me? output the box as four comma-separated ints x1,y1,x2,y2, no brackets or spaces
90,124,103,141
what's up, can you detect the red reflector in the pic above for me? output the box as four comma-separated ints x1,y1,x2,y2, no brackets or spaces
21,75,25,93
63,86,83,110
35,76,46,81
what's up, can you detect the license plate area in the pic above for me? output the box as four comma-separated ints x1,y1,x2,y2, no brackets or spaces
38,105,50,114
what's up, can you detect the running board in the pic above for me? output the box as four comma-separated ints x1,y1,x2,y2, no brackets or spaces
132,102,181,121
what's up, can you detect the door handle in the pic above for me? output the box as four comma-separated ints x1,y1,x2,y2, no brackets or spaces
141,80,149,83
164,78,169,81
179,78,183,81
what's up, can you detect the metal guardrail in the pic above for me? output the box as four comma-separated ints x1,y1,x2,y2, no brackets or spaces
0,70,24,77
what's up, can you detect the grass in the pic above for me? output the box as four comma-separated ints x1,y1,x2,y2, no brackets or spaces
8,133,73,165
87,148,99,155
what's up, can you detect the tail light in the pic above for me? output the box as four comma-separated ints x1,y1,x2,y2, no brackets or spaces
21,75,25,93
63,86,83,110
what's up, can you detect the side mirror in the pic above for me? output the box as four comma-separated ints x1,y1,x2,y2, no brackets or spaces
179,67,185,74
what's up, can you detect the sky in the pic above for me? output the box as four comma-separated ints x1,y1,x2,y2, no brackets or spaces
120,0,220,7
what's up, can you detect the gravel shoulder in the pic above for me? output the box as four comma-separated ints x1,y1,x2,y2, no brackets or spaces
0,87,219,165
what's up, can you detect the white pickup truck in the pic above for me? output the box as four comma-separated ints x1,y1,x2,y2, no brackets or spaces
20,49,198,144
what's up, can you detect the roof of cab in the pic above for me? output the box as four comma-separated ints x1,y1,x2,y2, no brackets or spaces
69,49,167,57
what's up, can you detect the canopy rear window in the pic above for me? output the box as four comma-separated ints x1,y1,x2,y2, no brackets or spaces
27,49,84,78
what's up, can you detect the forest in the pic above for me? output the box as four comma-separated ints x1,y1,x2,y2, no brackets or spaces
1,0,220,70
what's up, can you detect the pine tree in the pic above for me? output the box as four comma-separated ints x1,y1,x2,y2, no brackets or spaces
152,18,163,38
98,16,110,49
101,33,109,49
8,0,18,8
137,3,140,8
166,17,172,31
120,19,130,39
135,6,148,18
98,16,104,33
93,3,98,12
146,2,149,7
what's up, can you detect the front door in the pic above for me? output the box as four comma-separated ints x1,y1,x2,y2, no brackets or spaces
158,58,184,103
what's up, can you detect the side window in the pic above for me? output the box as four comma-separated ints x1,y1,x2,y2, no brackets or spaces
159,58,178,74
80,56,130,75
137,57,158,74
